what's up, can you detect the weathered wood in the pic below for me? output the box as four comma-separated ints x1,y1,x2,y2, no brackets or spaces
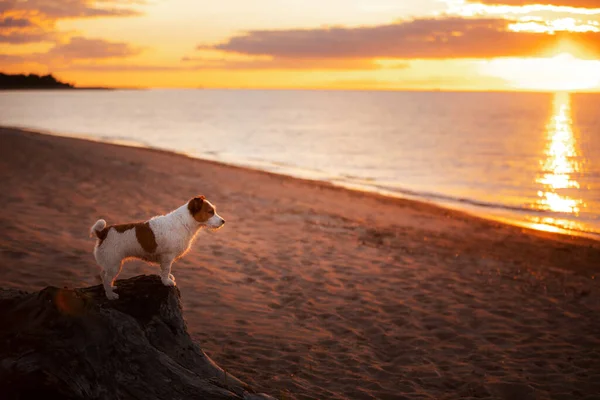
0,275,277,400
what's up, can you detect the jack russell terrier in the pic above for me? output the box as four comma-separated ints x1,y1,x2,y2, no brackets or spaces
90,195,225,300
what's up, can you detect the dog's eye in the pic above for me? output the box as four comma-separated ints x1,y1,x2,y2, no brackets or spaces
209,210,215,215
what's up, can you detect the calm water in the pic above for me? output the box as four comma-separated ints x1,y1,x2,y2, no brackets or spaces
1,89,599,237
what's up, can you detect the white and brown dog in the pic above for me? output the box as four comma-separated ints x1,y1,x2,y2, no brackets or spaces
90,195,225,300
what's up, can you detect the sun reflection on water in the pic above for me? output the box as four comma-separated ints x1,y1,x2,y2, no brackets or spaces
533,92,585,230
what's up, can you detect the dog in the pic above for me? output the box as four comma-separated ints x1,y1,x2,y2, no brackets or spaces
90,195,225,300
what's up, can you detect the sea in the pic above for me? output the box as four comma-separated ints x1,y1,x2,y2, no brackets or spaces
1,89,598,238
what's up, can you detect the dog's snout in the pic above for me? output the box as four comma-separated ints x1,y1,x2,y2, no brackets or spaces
221,219,226,225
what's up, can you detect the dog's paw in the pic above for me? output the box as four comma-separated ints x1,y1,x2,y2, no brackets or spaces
106,291,119,300
161,278,176,287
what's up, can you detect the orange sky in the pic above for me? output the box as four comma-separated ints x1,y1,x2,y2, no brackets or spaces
1,0,600,91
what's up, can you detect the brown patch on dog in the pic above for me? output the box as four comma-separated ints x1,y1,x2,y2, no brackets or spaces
96,222,136,246
188,195,215,223
135,222,158,253
96,228,109,243
95,222,157,253
113,223,138,233
187,195,205,214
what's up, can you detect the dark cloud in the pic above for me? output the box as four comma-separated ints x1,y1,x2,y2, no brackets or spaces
470,0,600,7
0,16,32,27
0,15,55,43
0,0,142,19
0,31,51,43
2,37,141,65
202,17,600,59
45,37,141,60
1,1,144,71
0,1,143,45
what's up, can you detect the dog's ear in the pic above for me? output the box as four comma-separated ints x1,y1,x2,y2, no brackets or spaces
187,195,205,215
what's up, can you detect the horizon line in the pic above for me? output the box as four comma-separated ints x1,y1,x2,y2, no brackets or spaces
54,86,600,94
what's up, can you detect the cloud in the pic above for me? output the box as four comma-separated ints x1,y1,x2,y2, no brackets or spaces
0,53,25,62
0,31,52,43
1,1,145,73
2,37,141,66
0,1,144,45
45,36,141,60
181,56,406,70
470,0,600,8
202,17,600,59
52,56,408,72
0,16,32,27
0,15,56,43
55,63,183,71
0,0,142,19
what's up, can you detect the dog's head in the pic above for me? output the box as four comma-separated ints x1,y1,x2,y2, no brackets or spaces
187,195,225,229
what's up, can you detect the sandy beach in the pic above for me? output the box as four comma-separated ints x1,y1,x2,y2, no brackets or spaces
1,126,599,400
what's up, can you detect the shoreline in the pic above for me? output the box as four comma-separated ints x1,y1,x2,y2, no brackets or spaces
4,124,598,242
1,126,599,399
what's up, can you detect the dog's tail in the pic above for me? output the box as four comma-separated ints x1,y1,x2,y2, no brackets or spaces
90,219,107,238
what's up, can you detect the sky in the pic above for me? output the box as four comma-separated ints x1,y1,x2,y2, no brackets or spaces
1,0,600,91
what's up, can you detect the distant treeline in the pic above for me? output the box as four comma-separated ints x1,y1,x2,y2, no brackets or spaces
0,73,74,89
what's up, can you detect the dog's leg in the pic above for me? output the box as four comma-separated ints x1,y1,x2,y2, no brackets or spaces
100,270,117,290
102,262,122,300
160,258,176,286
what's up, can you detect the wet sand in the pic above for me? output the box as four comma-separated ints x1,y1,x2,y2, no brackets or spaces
1,126,599,400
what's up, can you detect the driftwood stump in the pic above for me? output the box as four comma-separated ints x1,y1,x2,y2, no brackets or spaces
0,275,276,400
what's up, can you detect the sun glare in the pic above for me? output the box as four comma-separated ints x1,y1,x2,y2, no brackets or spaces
482,53,600,91
521,92,588,233
535,92,584,215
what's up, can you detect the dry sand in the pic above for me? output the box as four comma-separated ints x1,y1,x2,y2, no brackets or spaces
1,127,599,400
